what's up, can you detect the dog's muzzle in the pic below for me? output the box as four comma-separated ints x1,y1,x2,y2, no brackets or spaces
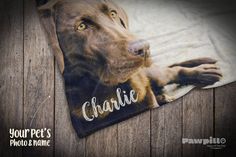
128,39,150,58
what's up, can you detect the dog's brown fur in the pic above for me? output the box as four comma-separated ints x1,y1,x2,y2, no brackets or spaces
38,0,222,110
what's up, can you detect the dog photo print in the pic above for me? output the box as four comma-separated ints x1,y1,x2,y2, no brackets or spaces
36,0,236,137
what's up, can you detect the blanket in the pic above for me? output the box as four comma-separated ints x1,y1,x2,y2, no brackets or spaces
37,0,236,137
118,0,236,99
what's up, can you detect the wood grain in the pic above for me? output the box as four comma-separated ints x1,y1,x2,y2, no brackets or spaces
23,0,54,156
215,82,236,157
183,89,214,157
55,67,85,157
86,125,117,157
0,0,23,156
117,112,150,157
151,107,165,157
151,99,182,157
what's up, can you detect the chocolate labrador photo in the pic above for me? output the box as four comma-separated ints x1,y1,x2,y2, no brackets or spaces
36,0,222,114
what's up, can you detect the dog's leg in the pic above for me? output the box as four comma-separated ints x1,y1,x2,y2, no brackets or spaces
146,57,222,87
145,58,222,104
169,58,222,86
175,63,222,86
156,94,175,105
145,65,180,87
129,71,160,108
146,87,159,108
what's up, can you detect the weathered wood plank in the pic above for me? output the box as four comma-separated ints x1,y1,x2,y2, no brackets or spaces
215,82,236,157
151,99,182,157
23,0,54,156
117,112,150,157
55,67,85,157
151,106,165,157
0,0,23,156
183,89,214,157
86,125,117,157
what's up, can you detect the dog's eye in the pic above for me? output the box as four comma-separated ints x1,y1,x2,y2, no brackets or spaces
75,22,87,31
110,10,117,18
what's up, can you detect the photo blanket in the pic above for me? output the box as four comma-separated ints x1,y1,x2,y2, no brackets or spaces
36,0,236,137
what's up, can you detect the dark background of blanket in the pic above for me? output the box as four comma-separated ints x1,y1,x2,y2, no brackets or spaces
0,0,236,156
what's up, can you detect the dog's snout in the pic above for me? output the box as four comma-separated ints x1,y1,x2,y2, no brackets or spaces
128,39,150,57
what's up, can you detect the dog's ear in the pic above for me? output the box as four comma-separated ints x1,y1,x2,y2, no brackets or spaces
37,0,65,73
38,0,61,10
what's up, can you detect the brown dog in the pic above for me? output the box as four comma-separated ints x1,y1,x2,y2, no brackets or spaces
37,0,222,110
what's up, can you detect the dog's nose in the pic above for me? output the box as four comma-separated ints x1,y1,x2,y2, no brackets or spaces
128,39,150,57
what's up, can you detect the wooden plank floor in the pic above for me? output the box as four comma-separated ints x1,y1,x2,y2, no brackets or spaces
0,0,236,157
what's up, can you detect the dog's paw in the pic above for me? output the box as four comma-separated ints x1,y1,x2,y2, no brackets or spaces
156,94,175,105
180,63,222,87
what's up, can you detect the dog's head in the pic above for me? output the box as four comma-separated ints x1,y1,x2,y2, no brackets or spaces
39,0,151,86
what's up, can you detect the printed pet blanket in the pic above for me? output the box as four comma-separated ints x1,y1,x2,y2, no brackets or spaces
119,0,236,99
36,0,236,137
